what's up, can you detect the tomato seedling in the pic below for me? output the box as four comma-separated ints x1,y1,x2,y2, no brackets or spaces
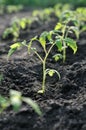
8,32,61,93
54,19,78,62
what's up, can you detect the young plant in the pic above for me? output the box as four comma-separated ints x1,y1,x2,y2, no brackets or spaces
0,90,42,115
3,20,19,41
32,8,54,22
54,3,71,18
75,8,86,34
54,15,78,62
6,5,23,14
8,33,61,93
3,17,33,41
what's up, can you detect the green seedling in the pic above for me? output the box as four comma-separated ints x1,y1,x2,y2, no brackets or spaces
0,5,23,15
8,32,61,93
0,90,42,115
32,8,54,22
54,3,71,17
6,5,23,13
3,20,19,41
61,10,86,37
76,7,86,22
54,12,78,62
75,8,86,33
3,17,33,41
0,5,4,15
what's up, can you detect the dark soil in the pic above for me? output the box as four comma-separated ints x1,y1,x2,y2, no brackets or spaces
0,10,86,130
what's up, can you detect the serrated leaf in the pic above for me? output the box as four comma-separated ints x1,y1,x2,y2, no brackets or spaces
55,39,62,51
23,97,42,116
64,38,77,53
70,26,79,39
39,32,48,50
55,23,62,30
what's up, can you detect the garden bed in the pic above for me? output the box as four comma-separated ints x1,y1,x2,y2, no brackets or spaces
0,10,86,130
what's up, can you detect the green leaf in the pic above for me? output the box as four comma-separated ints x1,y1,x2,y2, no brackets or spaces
72,20,79,27
39,31,48,50
8,42,22,58
10,90,22,111
70,26,79,39
3,28,12,39
10,43,21,49
23,97,42,116
20,18,26,29
64,38,77,53
8,48,17,58
47,31,53,41
53,54,63,61
28,36,37,54
81,25,86,33
0,95,9,110
48,70,55,77
46,69,60,79
55,23,62,30
55,39,62,51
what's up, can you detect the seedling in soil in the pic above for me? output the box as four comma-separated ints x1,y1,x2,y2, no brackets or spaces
3,20,19,41
54,3,71,18
3,17,32,41
6,5,23,14
0,90,42,115
54,19,78,62
60,10,86,37
8,32,61,93
32,8,54,22
75,8,86,33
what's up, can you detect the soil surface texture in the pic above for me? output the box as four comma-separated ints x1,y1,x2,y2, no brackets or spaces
0,11,86,130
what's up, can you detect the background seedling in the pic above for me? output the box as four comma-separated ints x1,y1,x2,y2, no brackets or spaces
32,8,54,23
3,17,33,41
54,12,78,62
0,90,42,115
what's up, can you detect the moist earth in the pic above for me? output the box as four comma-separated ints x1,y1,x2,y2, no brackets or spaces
0,11,86,130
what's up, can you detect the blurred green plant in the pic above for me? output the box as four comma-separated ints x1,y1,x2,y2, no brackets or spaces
0,5,23,15
0,90,42,115
6,5,23,13
32,8,54,22
3,17,33,41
